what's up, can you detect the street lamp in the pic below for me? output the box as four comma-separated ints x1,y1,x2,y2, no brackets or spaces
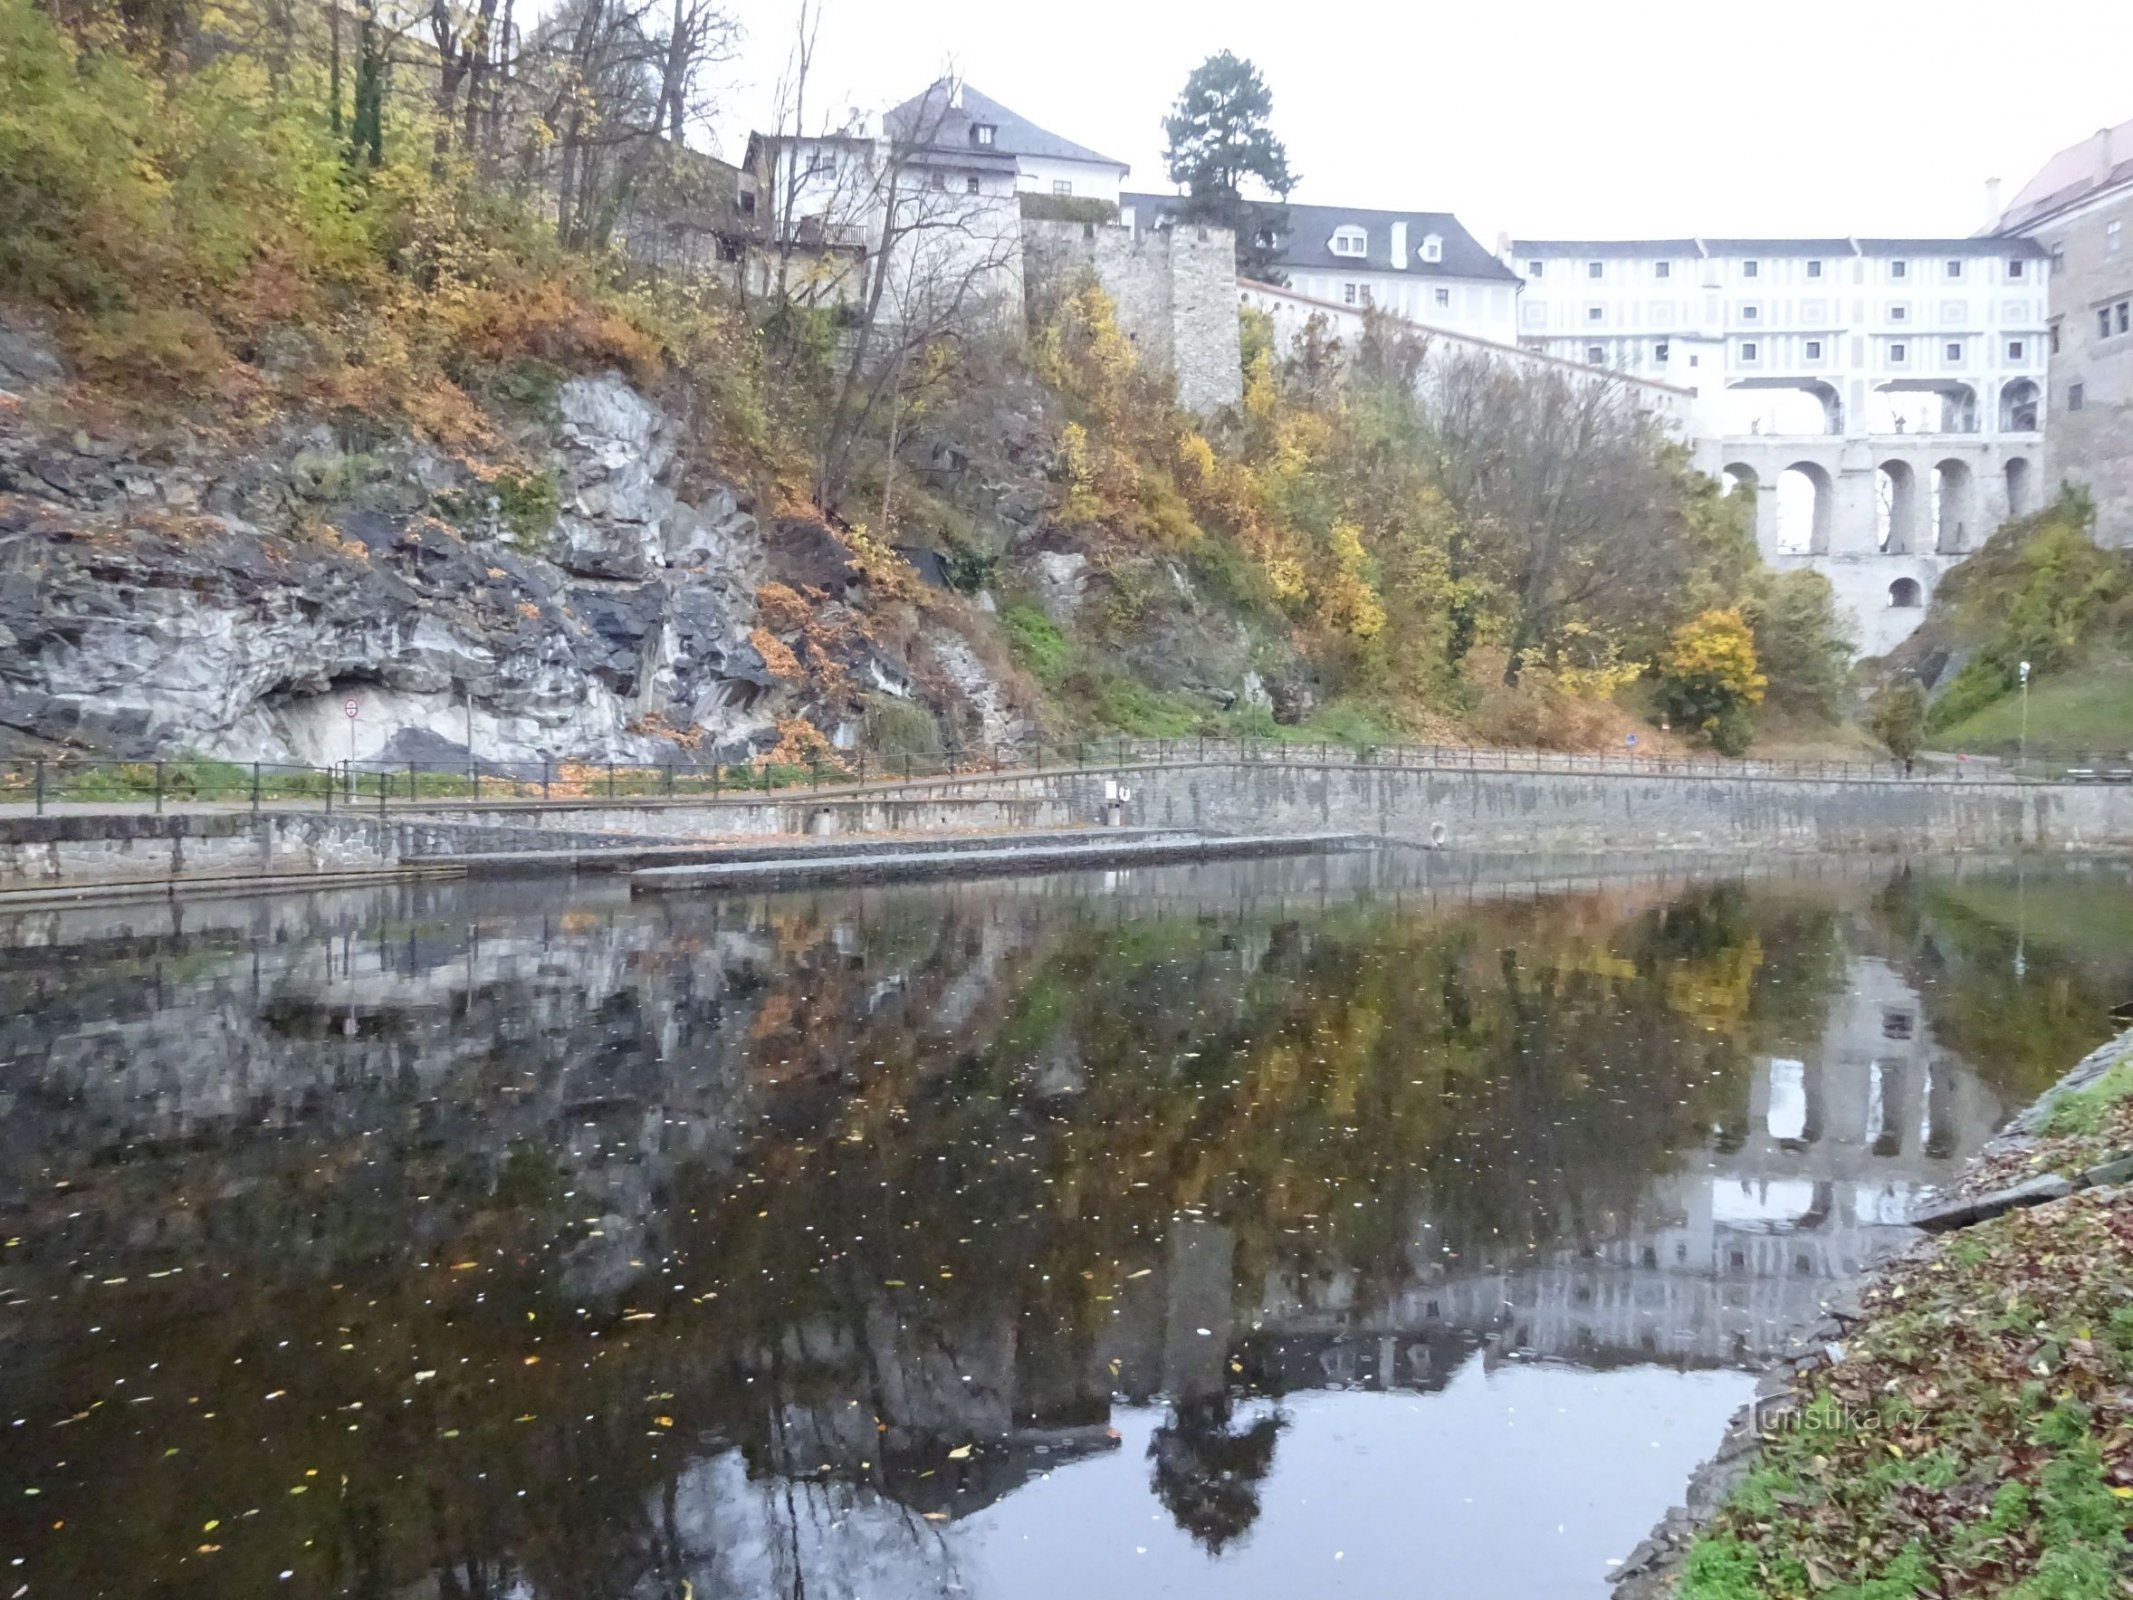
2019,659,2031,772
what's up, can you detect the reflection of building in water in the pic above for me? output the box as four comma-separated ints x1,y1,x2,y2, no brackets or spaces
1253,958,2003,1372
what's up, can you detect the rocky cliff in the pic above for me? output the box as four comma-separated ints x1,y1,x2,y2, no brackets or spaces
0,326,1030,767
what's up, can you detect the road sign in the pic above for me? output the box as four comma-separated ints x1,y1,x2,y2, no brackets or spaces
343,698,359,719
1624,733,1638,747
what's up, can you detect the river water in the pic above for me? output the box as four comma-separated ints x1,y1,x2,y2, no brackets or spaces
1,853,2128,1599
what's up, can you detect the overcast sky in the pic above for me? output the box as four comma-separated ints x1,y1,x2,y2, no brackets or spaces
707,0,2125,243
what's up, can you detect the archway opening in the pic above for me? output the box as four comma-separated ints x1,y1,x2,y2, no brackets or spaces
1889,577,1922,608
2005,456,2034,519
1718,381,1841,436
1876,460,1918,553
1871,382,1979,436
1932,459,1974,553
2000,379,2041,433
1775,462,1832,554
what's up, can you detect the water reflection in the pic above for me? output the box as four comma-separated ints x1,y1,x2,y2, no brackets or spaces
0,855,2128,1599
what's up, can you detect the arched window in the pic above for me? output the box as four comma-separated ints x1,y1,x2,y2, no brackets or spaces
1330,225,1368,258
1889,577,1922,608
1421,233,1443,263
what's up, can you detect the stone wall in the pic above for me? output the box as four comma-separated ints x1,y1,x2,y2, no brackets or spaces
2026,197,2133,546
876,758,2133,855
1022,220,1243,414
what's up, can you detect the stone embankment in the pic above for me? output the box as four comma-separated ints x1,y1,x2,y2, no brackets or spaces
7,750,2133,899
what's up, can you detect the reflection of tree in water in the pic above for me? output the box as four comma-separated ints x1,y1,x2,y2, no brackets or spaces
1148,1394,1286,1554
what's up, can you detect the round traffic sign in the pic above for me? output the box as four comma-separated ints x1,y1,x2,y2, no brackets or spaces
343,698,359,719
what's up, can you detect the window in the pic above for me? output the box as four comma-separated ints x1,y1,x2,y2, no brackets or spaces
1743,260,1760,278
972,124,996,147
965,175,980,194
1946,342,1962,362
2051,321,2062,354
1805,339,1823,360
1588,305,1604,321
2121,300,2131,334
1807,259,1824,279
1586,343,1605,363
1051,179,1073,197
1946,259,1964,280
1528,259,1545,277
1421,234,1443,263
2009,339,2025,360
2009,258,2026,280
1890,305,1908,321
2101,308,2114,339
2070,383,2086,411
804,153,837,177
1891,259,1909,279
1742,304,1760,321
1434,287,1450,308
1740,341,1759,362
1890,341,1907,363
1655,339,1670,362
1588,260,1604,279
1342,282,1359,305
1655,261,1671,279
2052,245,2066,275
1331,226,1367,257
929,171,946,191
2110,220,2123,254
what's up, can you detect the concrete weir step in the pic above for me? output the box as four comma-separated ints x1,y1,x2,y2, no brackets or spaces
629,832,1363,894
443,827,1191,879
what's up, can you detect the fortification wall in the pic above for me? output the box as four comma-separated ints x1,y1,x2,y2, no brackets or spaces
1022,219,1243,414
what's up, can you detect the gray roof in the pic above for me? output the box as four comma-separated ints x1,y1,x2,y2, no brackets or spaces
1999,118,2133,232
1125,193,1521,283
1514,236,2049,259
885,82,1126,172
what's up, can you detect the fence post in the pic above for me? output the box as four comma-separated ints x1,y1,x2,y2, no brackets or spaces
810,755,819,791
250,761,260,815
713,763,722,799
34,758,45,817
607,761,616,801
858,749,868,785
154,759,165,814
378,766,387,818
542,757,551,803
904,752,913,783
664,762,674,798
323,763,332,814
470,756,480,803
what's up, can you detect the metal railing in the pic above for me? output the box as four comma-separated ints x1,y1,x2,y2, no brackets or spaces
0,737,2123,817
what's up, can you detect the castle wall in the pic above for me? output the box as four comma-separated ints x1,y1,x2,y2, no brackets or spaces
1022,219,1244,414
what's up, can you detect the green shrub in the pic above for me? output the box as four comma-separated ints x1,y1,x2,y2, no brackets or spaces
998,602,1070,684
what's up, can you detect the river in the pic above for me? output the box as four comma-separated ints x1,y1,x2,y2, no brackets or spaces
1,853,2128,1598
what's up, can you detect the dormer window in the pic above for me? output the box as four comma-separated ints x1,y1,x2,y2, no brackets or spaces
1421,233,1443,264
971,123,996,147
1330,226,1368,258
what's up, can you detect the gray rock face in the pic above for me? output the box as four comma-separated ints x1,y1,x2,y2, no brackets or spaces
0,373,782,764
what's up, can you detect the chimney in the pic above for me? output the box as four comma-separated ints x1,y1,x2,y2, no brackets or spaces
1391,220,1409,270
1984,176,2002,231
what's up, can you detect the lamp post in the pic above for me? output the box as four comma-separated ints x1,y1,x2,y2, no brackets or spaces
2019,659,2031,773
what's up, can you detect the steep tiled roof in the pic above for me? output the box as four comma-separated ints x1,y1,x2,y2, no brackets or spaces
2000,118,2133,232
885,82,1126,171
1125,193,1520,283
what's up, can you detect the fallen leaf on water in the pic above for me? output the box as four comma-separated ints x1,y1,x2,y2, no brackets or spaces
947,1445,971,1459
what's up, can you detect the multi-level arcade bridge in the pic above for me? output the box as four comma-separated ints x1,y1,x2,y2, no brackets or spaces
1512,236,2051,654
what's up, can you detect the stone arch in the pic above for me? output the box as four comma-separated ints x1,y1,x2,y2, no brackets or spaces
1876,459,1919,553
1889,577,1922,608
2005,455,2034,519
1775,461,1833,554
1721,463,1764,548
2000,379,2041,433
1932,458,1974,553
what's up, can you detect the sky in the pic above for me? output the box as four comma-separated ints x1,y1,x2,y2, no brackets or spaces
704,0,2127,244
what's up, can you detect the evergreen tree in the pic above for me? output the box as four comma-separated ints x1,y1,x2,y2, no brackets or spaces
1162,51,1295,281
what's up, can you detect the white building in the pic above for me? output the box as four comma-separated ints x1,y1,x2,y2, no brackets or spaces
1124,196,1523,346
736,82,1129,316
1512,237,2051,654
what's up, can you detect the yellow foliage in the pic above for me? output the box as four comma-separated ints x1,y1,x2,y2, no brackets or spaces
1663,608,1767,707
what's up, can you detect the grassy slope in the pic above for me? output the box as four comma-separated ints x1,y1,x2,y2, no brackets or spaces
1932,656,2133,758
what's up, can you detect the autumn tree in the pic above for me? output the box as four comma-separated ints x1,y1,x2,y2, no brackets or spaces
1870,678,1928,763
1162,51,1294,280
1658,608,1767,755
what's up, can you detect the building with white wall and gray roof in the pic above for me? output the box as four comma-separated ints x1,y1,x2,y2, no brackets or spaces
1510,235,2051,655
